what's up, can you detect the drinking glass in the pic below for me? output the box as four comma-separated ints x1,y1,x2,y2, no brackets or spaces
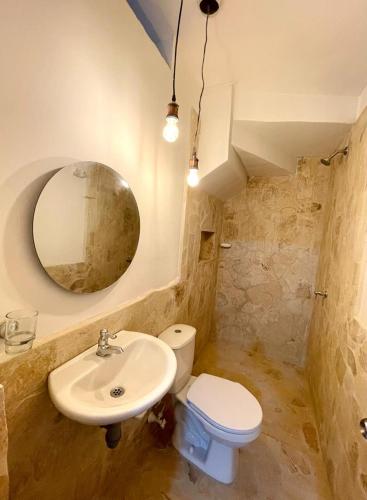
5,310,38,354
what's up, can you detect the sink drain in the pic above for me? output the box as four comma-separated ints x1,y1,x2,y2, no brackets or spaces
110,386,125,398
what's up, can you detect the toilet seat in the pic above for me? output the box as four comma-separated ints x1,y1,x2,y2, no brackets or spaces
187,374,262,436
175,374,262,445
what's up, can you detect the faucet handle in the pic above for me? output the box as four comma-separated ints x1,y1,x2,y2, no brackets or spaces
99,328,109,339
99,329,117,340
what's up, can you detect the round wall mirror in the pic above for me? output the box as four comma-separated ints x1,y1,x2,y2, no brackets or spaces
33,162,140,293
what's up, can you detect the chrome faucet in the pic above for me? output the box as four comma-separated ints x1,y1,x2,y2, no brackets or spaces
96,329,124,357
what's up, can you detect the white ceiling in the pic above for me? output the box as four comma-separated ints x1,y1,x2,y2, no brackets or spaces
232,120,351,173
159,0,367,96
135,0,367,194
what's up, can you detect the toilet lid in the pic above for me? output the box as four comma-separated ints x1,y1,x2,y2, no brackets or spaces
187,374,262,435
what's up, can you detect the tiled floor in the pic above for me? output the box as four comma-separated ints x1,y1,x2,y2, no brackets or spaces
124,341,331,499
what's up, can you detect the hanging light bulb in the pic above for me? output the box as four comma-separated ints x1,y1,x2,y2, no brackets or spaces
163,102,179,143
187,152,200,187
187,167,200,187
163,0,183,143
187,5,216,188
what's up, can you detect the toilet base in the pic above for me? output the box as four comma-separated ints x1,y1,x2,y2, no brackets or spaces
173,405,239,484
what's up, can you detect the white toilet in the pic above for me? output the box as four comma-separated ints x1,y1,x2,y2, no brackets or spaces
159,324,263,484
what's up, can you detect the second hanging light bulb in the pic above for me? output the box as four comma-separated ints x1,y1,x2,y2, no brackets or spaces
187,152,200,187
187,168,200,187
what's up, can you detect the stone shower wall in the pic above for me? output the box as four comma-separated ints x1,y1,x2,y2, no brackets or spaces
307,108,367,499
215,160,330,366
0,188,222,499
181,189,223,355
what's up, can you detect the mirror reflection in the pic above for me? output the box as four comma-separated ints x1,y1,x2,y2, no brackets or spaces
33,162,140,293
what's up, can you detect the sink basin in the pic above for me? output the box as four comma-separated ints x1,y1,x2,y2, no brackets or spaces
48,330,177,425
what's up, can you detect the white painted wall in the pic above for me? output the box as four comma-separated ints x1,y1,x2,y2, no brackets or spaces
200,146,246,201
197,83,246,200
34,168,87,266
357,84,367,118
198,83,233,178
233,86,358,124
0,0,195,338
232,121,295,173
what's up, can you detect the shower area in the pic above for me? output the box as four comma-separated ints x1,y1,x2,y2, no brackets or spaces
126,108,367,499
215,158,329,366
209,115,367,498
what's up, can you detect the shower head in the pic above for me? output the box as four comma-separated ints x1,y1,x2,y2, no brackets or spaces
320,146,349,166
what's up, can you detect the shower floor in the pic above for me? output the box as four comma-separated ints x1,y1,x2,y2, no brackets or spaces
124,341,331,500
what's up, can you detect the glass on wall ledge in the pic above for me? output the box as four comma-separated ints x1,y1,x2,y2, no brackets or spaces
4,309,38,355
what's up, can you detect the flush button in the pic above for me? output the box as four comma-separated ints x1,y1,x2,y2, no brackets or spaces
174,329,182,333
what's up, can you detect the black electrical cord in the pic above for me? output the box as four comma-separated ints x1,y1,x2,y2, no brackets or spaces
193,14,209,153
172,0,184,103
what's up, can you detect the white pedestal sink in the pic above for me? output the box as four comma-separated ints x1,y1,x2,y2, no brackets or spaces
48,330,177,426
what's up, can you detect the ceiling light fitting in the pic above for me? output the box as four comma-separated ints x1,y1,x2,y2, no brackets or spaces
199,0,219,16
163,0,183,143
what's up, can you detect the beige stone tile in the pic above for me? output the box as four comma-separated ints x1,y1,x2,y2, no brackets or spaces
216,159,330,367
307,108,367,499
124,341,331,500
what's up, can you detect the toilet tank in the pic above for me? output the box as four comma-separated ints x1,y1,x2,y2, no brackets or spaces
159,324,196,394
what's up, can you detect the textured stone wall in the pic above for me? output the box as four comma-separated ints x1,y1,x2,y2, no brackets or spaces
216,160,330,366
83,164,140,291
183,190,223,355
0,188,222,499
307,109,367,499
